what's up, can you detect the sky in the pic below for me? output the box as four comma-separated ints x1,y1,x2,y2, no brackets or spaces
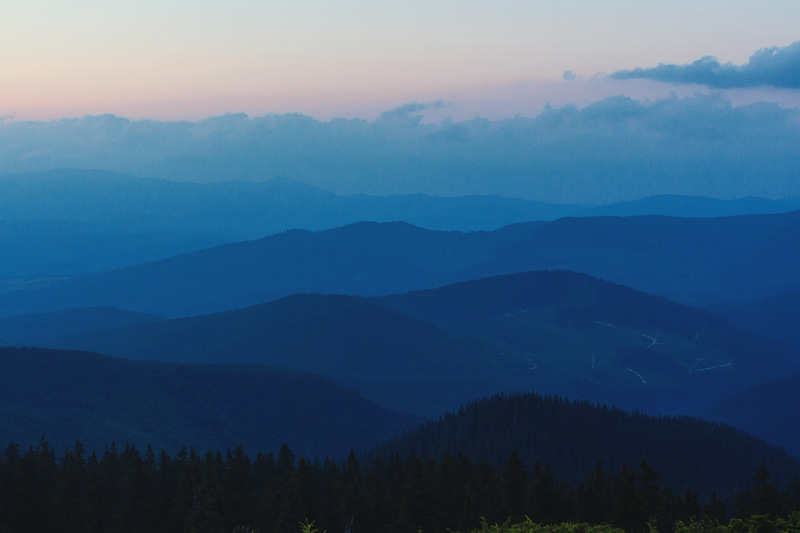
4,0,800,121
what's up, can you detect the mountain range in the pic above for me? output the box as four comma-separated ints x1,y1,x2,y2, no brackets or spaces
4,271,798,434
2,169,798,278
3,170,800,497
3,210,800,319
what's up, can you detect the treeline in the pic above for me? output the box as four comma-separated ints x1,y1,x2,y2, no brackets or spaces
2,438,799,533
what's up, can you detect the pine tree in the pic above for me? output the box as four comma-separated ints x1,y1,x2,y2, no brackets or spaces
224,446,254,529
612,465,647,532
578,458,612,524
502,449,528,522
463,461,504,529
51,441,94,533
750,462,782,517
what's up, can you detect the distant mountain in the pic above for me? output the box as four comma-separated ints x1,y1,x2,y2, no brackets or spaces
375,392,800,499
708,372,800,457
4,169,799,278
2,211,800,317
579,194,800,218
29,272,800,419
337,192,579,230
0,307,164,347
0,170,577,276
0,221,507,317
6,171,794,233
503,212,800,305
0,346,414,458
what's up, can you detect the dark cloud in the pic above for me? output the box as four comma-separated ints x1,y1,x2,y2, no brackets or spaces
611,41,800,89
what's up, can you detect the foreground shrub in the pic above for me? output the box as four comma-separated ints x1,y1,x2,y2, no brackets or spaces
466,518,625,533
674,512,800,533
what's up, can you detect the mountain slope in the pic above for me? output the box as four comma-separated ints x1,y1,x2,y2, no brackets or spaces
0,346,414,458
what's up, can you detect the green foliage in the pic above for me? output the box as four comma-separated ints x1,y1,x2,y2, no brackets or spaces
299,519,325,533
466,513,800,533
674,512,800,533
465,517,625,533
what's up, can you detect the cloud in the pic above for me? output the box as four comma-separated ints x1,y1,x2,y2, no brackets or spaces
1,94,799,203
379,100,447,122
611,41,800,89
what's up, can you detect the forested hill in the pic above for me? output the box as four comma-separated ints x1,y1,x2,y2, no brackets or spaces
374,392,800,499
0,346,414,457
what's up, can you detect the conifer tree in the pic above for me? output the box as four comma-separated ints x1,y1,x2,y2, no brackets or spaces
749,462,782,517
502,449,529,522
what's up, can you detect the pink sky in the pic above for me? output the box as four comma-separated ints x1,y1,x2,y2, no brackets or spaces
4,0,800,121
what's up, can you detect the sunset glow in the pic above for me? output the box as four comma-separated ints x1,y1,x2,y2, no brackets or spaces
5,0,800,120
